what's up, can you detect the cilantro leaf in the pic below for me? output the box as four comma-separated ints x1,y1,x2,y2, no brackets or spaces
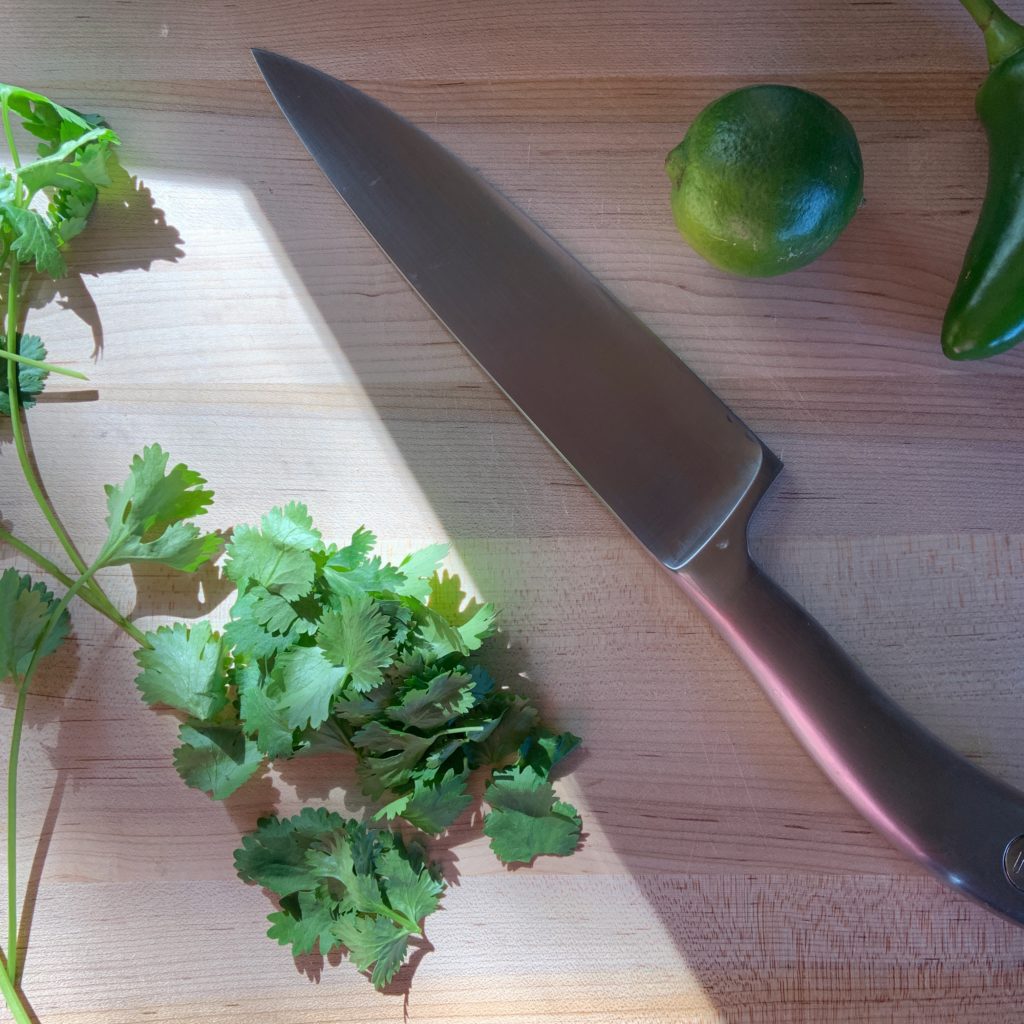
173,720,263,799
334,914,409,989
2,204,65,276
134,621,227,720
272,644,348,731
2,85,109,154
518,729,582,777
267,889,339,957
376,844,444,925
0,569,69,679
222,589,294,660
331,682,395,727
99,445,220,571
316,591,395,692
470,696,540,766
234,807,347,896
307,834,394,921
15,126,116,195
482,766,582,863
417,605,470,657
425,570,496,651
236,662,296,758
329,526,377,570
251,587,317,637
0,334,48,415
385,670,476,731
236,811,444,989
323,556,406,601
395,770,473,834
225,503,319,599
352,723,435,798
395,543,449,600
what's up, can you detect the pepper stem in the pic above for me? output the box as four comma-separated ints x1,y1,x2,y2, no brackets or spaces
960,0,1024,67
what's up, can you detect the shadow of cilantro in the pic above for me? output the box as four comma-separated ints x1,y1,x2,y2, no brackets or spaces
25,162,185,360
127,539,236,623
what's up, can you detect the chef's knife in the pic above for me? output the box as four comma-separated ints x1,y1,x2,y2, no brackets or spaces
253,48,1024,924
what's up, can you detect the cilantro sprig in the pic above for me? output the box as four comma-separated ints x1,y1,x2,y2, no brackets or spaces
0,85,584,1015
235,809,445,988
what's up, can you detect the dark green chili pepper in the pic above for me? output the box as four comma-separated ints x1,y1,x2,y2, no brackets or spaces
942,0,1024,360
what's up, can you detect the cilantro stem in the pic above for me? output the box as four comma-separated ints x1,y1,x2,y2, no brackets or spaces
0,348,88,380
3,257,125,634
0,962,33,1024
379,906,421,936
0,527,148,646
6,560,102,985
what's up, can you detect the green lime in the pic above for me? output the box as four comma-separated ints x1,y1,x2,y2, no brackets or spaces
666,85,864,277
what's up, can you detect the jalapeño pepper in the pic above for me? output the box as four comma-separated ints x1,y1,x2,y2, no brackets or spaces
943,0,1024,360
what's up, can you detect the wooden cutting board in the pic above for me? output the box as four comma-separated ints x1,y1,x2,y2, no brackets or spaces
4,1,1024,1020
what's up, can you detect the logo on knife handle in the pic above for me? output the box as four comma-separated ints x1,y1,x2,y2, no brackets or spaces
1004,835,1024,891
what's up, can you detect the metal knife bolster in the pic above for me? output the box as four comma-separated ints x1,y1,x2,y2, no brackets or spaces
677,465,1024,923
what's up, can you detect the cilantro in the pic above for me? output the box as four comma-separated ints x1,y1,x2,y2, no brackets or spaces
0,569,69,678
236,663,297,759
235,812,444,989
316,591,395,691
0,81,588,1012
173,721,264,800
273,644,348,731
482,765,582,863
134,622,227,720
225,502,320,599
98,445,221,571
385,671,476,730
383,770,473,833
395,543,449,600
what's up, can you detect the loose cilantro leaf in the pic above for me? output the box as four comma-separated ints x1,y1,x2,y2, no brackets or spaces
471,696,540,766
327,526,377,570
267,890,338,957
518,729,583,778
273,644,347,731
385,670,476,731
323,555,406,600
483,766,582,863
173,720,264,800
1,205,65,276
134,621,227,720
389,770,473,834
225,503,319,599
376,843,444,924
316,591,396,692
0,569,69,679
0,334,48,415
425,570,497,653
234,807,347,896
99,445,220,571
236,663,296,759
395,543,449,600
334,914,410,989
236,812,444,988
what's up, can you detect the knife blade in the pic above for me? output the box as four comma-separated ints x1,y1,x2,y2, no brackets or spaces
253,48,1024,925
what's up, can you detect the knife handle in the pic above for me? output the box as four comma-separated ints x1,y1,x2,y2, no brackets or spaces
676,521,1024,925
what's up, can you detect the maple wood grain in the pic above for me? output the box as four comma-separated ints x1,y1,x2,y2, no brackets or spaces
3,0,1024,1021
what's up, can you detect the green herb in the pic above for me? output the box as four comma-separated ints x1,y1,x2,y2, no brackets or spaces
131,511,583,872
235,809,444,988
0,85,583,1018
